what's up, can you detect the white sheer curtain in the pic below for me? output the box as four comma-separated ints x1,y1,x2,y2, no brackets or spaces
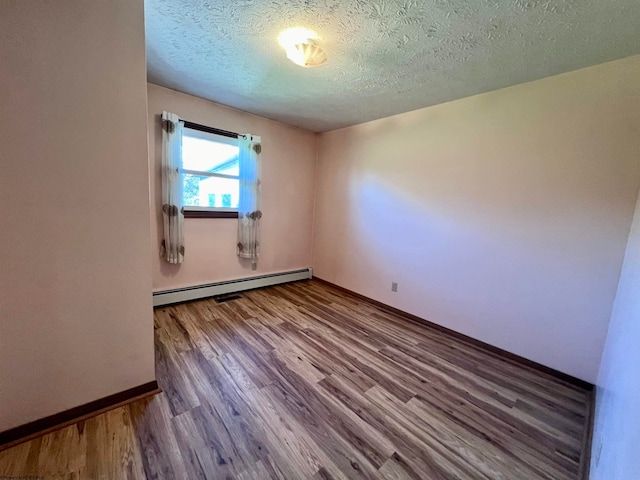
237,134,262,266
160,111,185,264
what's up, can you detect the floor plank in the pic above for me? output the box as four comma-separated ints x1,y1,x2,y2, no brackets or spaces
0,280,590,479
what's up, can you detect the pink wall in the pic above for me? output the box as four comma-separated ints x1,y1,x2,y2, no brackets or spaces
313,56,640,383
0,1,155,431
147,84,317,292
590,191,640,477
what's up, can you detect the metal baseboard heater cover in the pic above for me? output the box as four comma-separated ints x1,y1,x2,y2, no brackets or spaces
152,268,312,307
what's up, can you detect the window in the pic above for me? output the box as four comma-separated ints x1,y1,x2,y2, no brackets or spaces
181,125,240,218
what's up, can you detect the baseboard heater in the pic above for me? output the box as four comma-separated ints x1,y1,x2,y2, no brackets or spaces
152,268,313,307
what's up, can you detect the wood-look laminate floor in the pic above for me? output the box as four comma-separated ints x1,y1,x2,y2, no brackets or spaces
0,280,590,479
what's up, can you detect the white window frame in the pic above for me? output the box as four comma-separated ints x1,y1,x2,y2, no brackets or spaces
181,125,240,218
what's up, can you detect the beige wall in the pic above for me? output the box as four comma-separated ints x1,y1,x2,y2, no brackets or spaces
0,0,155,431
148,84,316,291
313,55,640,382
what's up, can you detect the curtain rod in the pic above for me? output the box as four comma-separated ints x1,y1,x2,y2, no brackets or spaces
182,119,246,139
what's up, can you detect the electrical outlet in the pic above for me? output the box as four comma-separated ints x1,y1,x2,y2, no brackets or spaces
391,282,398,292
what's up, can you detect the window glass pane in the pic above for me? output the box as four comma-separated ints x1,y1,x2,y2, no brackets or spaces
215,164,239,176
183,174,239,209
182,129,239,172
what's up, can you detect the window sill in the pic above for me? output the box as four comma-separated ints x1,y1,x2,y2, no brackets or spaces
184,210,238,219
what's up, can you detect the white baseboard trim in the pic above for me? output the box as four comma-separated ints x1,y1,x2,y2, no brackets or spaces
152,268,313,307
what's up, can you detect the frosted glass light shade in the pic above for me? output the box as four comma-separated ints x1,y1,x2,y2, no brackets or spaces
285,41,327,68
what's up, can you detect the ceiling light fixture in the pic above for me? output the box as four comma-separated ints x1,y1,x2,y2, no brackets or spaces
278,27,327,68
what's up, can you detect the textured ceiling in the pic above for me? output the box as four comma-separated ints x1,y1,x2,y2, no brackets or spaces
145,0,640,132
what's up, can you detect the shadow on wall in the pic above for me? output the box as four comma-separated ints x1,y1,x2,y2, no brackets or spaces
160,258,181,278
